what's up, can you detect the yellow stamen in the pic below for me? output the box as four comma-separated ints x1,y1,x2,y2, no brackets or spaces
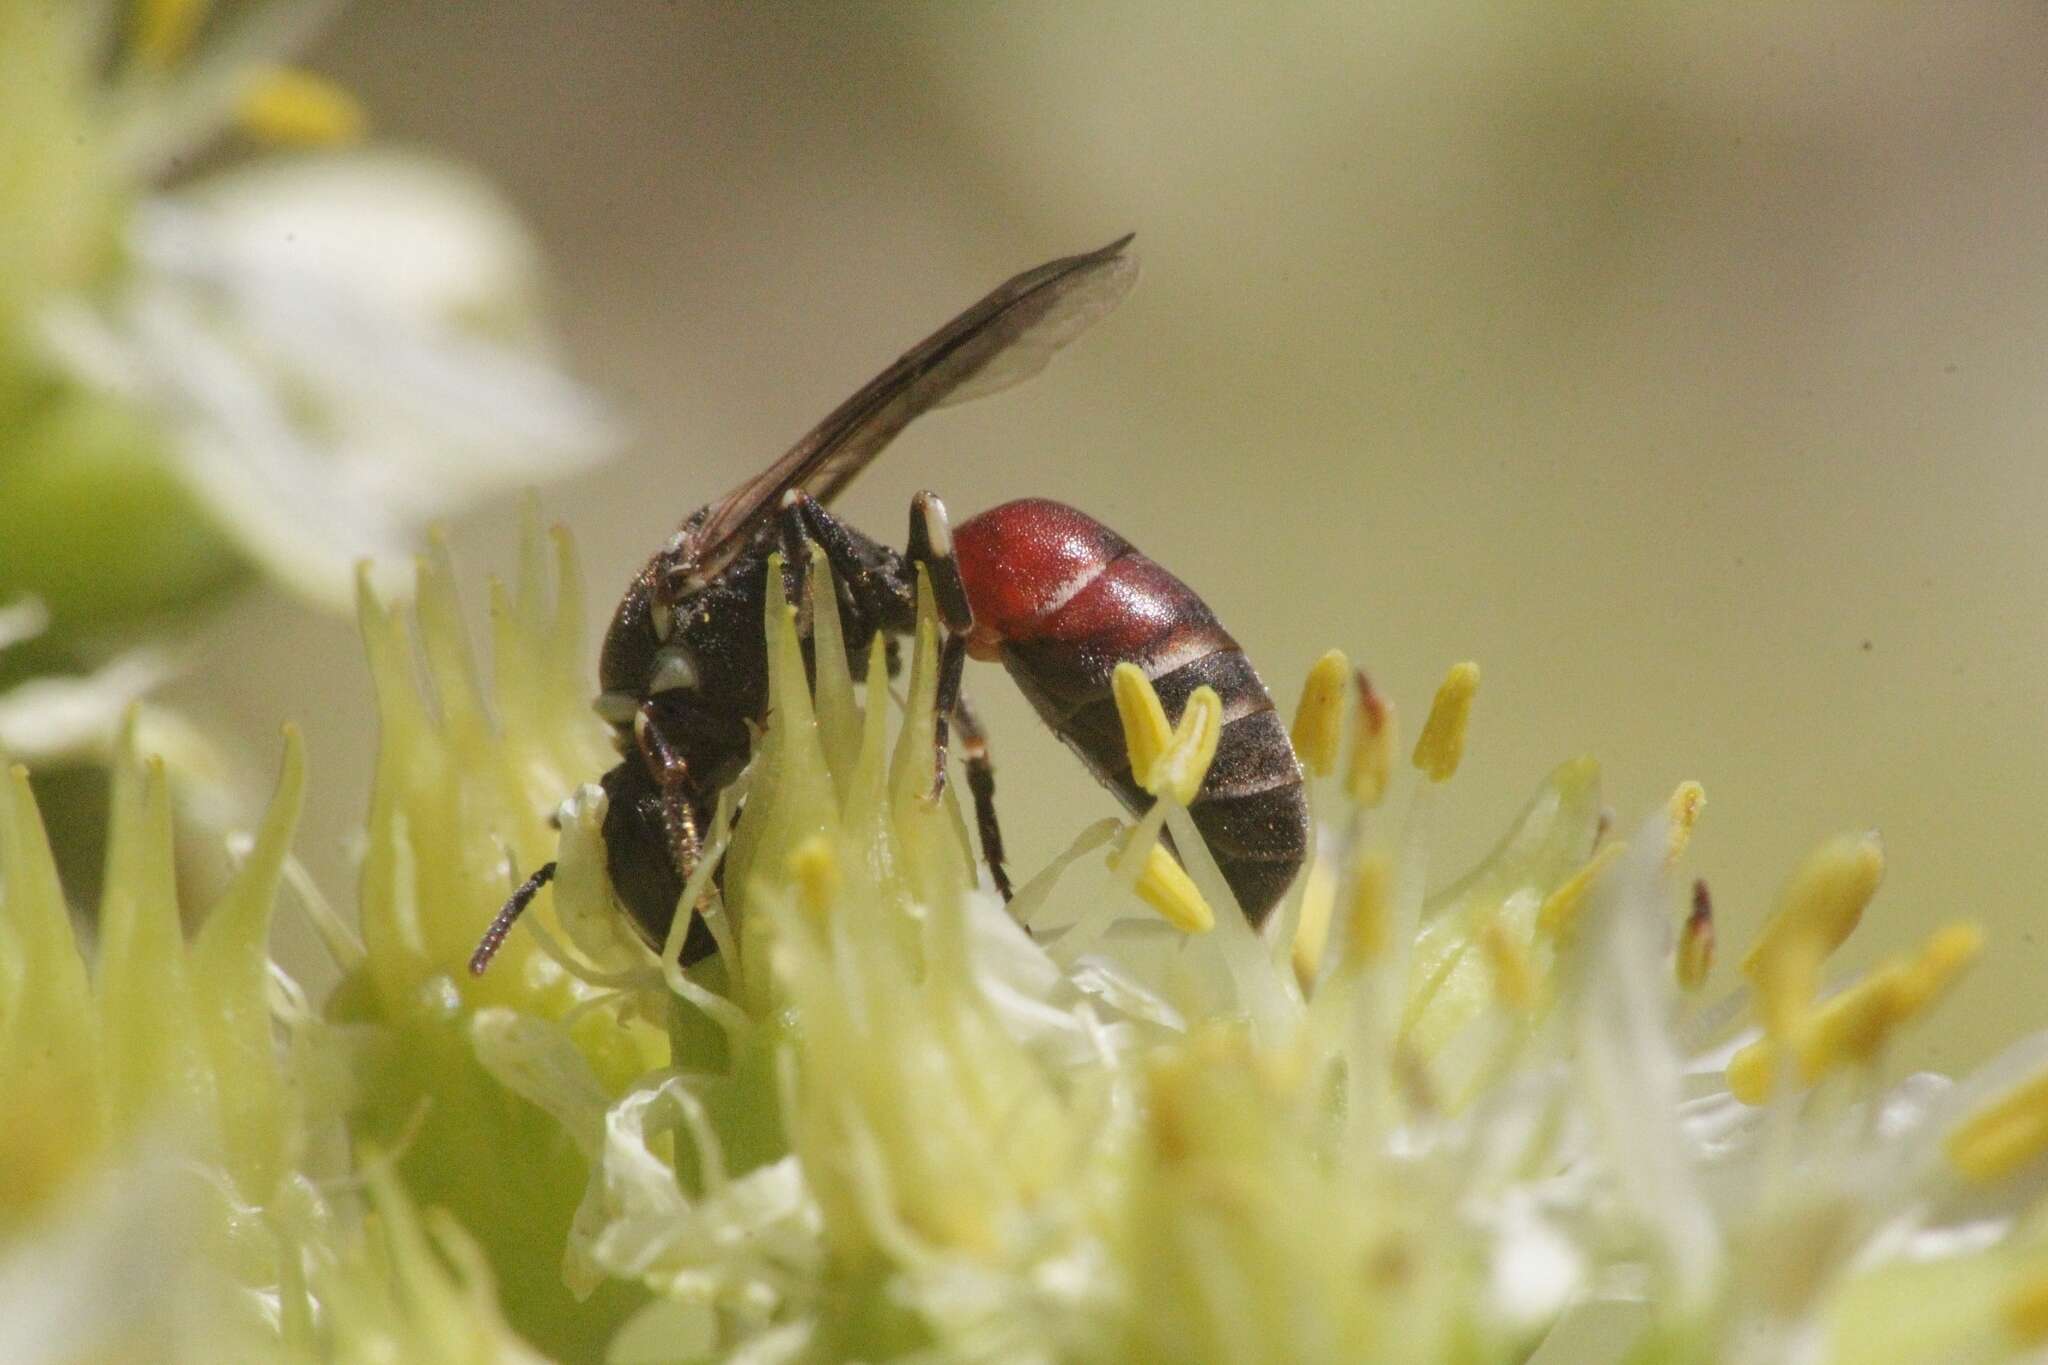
1535,840,1626,939
1112,662,1173,788
1722,1039,1776,1106
1731,921,1984,1105
1664,781,1705,865
1675,879,1714,992
1947,1068,2048,1184
1344,674,1395,808
1340,853,1392,973
1111,663,1221,805
1479,919,1538,1013
791,836,838,925
2005,1271,2048,1344
1289,649,1350,778
133,0,209,67
1411,661,1479,783
1155,686,1222,807
1123,841,1215,934
1741,832,1885,1040
238,67,367,146
1894,920,1983,1016
1290,857,1337,990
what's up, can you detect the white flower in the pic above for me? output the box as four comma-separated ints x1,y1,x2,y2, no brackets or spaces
25,0,615,610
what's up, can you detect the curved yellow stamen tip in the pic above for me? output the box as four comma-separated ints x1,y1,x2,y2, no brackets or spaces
1664,781,1705,865
2006,1272,2048,1345
1731,920,1983,1106
791,836,839,924
1723,1038,1777,1106
1344,675,1395,808
1156,686,1222,807
1675,879,1714,992
1111,664,1221,805
1112,662,1173,788
1535,840,1626,939
1741,831,1885,1039
1121,840,1214,934
1411,661,1479,783
1895,920,1983,1015
134,0,209,67
1289,649,1350,778
1948,1066,2048,1184
1290,858,1337,989
238,67,367,146
1730,983,1889,1106
1479,919,1539,1013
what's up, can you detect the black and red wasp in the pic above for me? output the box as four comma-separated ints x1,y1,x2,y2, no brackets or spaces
470,237,1309,974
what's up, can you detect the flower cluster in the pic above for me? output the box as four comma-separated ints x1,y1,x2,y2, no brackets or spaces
0,0,610,794
10,513,2048,1363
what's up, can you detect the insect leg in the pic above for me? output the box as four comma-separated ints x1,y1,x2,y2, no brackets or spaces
634,706,705,891
906,490,973,635
779,489,921,653
950,693,1014,900
929,632,968,798
905,490,981,800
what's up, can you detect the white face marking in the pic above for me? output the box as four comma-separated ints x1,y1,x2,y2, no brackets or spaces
649,646,700,695
632,707,651,748
650,597,674,641
593,691,639,725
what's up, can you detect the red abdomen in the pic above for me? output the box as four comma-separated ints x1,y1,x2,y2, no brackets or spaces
952,498,1309,923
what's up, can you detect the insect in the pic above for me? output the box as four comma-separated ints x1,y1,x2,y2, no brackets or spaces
469,237,1309,975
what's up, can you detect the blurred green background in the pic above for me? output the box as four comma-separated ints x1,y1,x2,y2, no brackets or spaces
170,4,2048,1073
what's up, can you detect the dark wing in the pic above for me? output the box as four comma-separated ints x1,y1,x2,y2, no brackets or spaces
677,234,1137,578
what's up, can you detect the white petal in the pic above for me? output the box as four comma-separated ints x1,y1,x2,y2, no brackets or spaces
1563,812,1723,1307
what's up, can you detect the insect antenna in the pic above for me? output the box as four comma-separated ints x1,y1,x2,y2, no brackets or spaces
469,861,558,976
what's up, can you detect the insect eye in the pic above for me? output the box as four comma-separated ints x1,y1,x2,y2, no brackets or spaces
649,646,700,694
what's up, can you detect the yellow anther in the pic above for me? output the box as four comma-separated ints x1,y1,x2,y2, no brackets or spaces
2005,1271,2048,1345
1121,840,1215,935
1675,879,1714,992
133,0,208,67
1154,686,1222,807
1895,920,1983,1017
1111,664,1221,805
1947,1068,2048,1184
1730,920,1985,1106
1340,853,1392,973
1535,840,1626,939
1289,649,1350,778
1664,781,1705,866
1728,965,1899,1106
1411,661,1479,783
1742,832,1885,1039
1112,662,1173,788
1479,919,1539,1013
1290,857,1337,990
1344,675,1395,808
237,67,367,146
790,836,839,923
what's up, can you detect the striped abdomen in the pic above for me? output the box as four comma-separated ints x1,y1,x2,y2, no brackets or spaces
952,498,1309,923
